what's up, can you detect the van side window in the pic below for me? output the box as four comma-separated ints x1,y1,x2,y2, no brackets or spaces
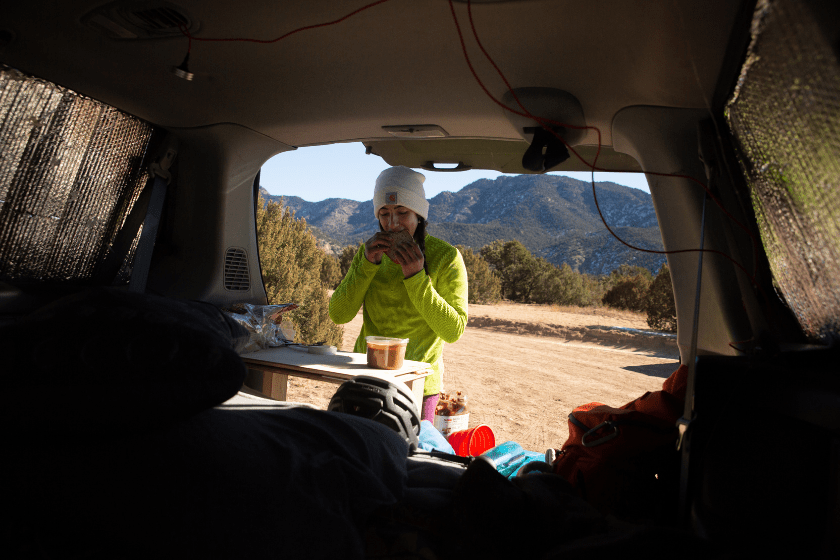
0,67,154,287
725,5,840,343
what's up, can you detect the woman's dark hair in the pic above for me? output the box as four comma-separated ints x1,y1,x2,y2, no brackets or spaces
414,217,429,277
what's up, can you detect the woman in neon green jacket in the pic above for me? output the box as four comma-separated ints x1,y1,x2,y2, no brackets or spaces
329,166,469,421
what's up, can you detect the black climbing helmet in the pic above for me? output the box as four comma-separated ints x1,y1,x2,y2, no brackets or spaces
328,376,421,450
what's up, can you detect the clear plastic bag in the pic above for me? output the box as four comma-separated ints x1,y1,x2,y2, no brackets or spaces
223,303,298,353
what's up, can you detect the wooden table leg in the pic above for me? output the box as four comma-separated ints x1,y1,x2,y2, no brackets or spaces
244,367,288,401
404,379,424,415
271,371,289,401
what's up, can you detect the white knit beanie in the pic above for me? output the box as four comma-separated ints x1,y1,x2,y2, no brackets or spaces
373,166,429,220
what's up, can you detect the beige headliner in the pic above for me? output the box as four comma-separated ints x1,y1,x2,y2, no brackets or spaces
2,0,743,170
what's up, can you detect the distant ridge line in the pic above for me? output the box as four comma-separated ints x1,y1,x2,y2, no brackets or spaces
260,174,665,275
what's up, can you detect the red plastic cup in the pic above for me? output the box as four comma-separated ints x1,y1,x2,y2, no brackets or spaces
447,425,495,457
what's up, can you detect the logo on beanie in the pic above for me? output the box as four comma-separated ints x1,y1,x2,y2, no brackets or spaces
386,192,398,204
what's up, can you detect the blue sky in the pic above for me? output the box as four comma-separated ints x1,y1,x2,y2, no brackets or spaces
259,142,650,202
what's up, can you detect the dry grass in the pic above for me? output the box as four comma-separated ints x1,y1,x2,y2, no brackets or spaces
545,303,647,322
467,302,651,331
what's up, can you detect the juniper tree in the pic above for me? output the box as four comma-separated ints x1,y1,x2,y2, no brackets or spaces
457,245,501,304
256,196,343,346
644,264,677,332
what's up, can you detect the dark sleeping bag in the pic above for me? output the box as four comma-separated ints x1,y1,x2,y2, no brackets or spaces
8,395,411,559
2,287,410,558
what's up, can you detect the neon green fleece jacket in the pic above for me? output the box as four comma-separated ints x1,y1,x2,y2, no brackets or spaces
329,234,468,396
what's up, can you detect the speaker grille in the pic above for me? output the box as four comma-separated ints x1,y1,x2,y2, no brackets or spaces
125,6,189,32
224,247,250,291
83,2,196,40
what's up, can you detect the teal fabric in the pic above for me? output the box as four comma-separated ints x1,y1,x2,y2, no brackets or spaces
329,234,468,395
481,441,545,479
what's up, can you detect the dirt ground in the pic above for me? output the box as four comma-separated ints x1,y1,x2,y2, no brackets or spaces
286,302,681,453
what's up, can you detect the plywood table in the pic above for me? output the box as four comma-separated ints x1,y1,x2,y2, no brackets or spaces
239,346,433,411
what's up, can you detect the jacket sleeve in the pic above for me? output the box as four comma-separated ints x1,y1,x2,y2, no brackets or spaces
329,245,378,325
403,248,469,343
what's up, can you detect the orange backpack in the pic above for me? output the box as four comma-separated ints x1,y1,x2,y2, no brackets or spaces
552,365,688,522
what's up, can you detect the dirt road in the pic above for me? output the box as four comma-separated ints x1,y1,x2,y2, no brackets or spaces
286,302,681,453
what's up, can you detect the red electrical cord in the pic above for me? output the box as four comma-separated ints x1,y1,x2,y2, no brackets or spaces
175,0,772,333
450,0,764,291
181,24,192,53
176,0,757,277
452,0,779,341
178,0,394,45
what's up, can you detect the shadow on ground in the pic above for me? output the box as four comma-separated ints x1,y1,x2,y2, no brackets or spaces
622,362,680,379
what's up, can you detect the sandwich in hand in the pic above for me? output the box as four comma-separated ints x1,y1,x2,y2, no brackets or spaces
385,230,414,262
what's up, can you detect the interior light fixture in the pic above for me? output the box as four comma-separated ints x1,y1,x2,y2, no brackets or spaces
382,125,448,138
421,161,472,172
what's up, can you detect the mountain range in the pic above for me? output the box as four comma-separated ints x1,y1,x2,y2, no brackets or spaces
260,174,666,276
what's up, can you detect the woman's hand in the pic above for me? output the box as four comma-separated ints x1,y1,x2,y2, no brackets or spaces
389,237,425,278
364,232,392,264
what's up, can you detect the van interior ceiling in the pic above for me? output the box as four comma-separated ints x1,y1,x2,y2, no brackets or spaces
1,0,839,558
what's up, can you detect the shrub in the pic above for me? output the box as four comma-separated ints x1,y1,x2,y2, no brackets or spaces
602,277,650,311
338,244,360,279
457,245,501,304
480,239,539,302
475,238,669,309
320,253,342,289
584,273,609,305
480,239,602,306
604,265,654,291
645,264,677,332
256,196,343,346
602,266,653,312
533,261,593,307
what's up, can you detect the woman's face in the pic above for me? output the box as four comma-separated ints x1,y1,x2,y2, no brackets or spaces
378,204,420,236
